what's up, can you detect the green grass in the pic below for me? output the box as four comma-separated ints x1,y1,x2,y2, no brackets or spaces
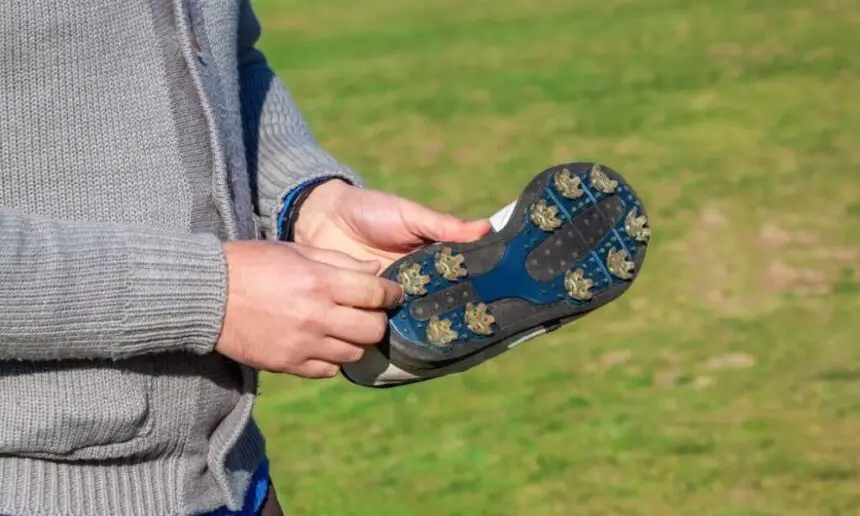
250,0,860,514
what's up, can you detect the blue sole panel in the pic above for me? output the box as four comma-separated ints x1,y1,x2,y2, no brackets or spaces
382,162,650,370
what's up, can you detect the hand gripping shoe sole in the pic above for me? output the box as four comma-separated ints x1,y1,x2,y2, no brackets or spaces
341,162,651,388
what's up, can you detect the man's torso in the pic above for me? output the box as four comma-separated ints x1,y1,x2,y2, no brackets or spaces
0,1,263,514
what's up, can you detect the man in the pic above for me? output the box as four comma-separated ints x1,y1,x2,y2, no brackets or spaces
0,1,489,515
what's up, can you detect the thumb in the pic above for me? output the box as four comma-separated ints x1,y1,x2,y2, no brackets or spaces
405,202,492,243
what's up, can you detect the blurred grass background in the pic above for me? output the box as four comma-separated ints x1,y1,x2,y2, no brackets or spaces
251,0,860,514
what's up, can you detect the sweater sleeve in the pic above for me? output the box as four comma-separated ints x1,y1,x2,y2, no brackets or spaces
0,211,227,361
236,0,363,239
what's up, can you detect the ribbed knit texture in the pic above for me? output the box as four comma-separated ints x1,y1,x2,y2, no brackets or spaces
236,0,363,238
0,0,359,513
0,454,180,515
0,215,227,360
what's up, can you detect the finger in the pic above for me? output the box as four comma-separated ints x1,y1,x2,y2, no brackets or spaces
325,268,404,309
308,337,366,364
297,359,341,379
399,200,492,243
294,246,381,274
325,307,388,346
461,218,494,238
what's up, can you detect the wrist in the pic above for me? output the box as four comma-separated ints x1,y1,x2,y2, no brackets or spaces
291,178,351,245
276,177,350,243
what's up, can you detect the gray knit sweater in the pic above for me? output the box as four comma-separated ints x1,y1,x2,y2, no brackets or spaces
0,1,360,514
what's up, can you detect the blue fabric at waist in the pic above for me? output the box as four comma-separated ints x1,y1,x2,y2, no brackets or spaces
200,458,270,516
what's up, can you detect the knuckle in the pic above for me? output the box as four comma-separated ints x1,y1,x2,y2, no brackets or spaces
297,363,320,379
293,264,325,294
279,360,299,375
301,369,324,380
273,353,300,374
365,284,387,307
294,307,325,334
294,314,317,333
302,273,325,295
310,363,339,379
369,314,387,342
344,346,365,364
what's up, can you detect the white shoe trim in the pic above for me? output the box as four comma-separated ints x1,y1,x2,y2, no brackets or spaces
342,326,547,387
489,201,517,232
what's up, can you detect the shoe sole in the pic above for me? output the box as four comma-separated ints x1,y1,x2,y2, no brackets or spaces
362,163,649,382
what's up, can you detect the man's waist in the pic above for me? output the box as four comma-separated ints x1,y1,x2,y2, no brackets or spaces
0,436,266,516
0,355,264,515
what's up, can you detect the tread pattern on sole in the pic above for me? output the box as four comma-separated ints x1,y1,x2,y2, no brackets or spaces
464,303,496,336
434,247,468,281
385,162,650,365
525,195,625,282
397,263,430,296
529,199,563,232
410,282,478,321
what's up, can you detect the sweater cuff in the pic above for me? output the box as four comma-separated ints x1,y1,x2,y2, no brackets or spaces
118,231,227,357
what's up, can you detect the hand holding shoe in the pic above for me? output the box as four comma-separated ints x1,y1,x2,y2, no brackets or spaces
215,241,403,378
293,179,491,268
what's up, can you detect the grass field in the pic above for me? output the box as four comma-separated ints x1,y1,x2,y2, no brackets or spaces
250,1,860,514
